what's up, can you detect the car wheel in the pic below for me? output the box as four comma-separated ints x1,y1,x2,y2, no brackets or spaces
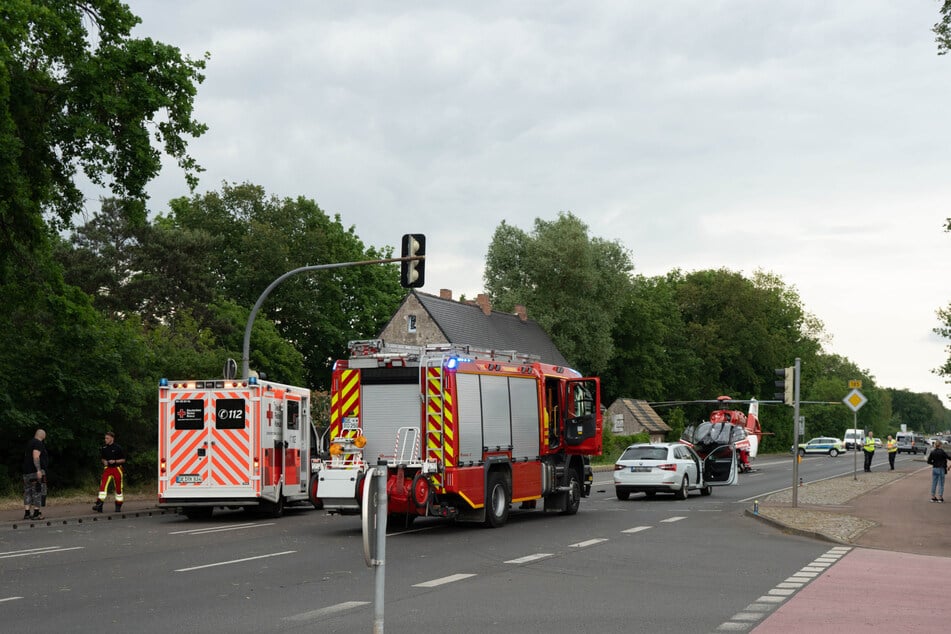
484,472,510,528
616,489,630,501
829,448,839,457
700,485,712,496
798,448,806,456
675,476,688,500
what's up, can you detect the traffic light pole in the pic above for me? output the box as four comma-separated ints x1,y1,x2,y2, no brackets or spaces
791,358,801,508
241,255,423,379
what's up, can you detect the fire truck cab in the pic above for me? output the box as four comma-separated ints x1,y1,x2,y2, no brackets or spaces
311,340,602,528
158,375,313,519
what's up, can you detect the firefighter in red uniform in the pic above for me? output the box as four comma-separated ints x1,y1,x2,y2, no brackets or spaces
93,431,126,513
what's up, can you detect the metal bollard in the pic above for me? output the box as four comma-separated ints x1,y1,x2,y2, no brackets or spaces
753,499,759,515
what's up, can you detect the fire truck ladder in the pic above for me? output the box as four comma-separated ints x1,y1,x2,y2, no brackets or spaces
422,355,448,477
391,426,421,466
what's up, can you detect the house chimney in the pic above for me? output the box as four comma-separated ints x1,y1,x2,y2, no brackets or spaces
440,289,452,300
514,305,527,322
476,293,491,316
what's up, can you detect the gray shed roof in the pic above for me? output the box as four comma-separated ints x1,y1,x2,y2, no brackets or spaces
408,291,571,368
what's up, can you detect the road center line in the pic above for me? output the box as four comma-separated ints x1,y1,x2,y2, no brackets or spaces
660,516,686,523
413,573,476,587
0,547,84,560
175,550,296,572
504,553,552,564
0,597,23,603
169,522,274,535
570,538,608,548
622,526,651,534
284,601,370,622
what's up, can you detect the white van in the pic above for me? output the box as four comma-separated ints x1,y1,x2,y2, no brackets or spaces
843,428,865,450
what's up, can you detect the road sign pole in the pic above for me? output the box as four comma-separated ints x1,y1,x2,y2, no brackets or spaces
852,410,859,481
373,464,387,634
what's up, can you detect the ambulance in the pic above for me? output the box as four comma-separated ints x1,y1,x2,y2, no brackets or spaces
157,374,313,519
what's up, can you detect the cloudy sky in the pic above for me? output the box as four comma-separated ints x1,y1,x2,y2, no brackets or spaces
118,1,951,406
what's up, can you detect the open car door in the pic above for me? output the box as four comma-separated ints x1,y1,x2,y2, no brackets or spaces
702,444,738,486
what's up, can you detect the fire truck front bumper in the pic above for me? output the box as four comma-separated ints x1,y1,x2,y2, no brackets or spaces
315,467,363,513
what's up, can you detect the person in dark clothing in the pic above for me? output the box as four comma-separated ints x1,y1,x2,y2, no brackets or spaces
927,440,950,502
22,429,48,520
93,431,126,513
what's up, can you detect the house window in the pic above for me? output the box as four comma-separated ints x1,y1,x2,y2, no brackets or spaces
407,314,417,333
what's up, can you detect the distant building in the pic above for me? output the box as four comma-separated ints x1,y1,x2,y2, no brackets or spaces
377,289,570,367
604,398,671,443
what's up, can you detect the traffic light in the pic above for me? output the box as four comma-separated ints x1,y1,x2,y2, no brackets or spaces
400,234,426,288
774,367,794,405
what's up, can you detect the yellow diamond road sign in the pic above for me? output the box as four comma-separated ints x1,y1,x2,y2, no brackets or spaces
843,388,867,412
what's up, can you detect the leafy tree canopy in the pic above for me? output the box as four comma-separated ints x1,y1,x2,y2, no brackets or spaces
0,0,207,261
484,212,634,374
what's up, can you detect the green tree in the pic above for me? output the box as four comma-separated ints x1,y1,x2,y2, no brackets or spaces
163,183,404,388
0,0,207,262
936,1,951,55
484,212,634,374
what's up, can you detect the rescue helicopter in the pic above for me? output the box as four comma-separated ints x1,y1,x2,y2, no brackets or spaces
650,396,766,474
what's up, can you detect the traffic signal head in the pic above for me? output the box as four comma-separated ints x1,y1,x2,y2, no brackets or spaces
400,234,426,288
774,366,794,405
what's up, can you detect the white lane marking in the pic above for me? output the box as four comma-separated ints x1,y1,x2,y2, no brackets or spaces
622,526,651,534
660,516,686,523
0,546,60,556
569,538,608,548
0,597,23,603
169,522,274,535
175,550,296,572
504,553,552,564
0,547,84,560
284,601,370,622
413,573,476,588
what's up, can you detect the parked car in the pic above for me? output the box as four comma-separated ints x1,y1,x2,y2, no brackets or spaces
794,437,845,456
613,442,738,500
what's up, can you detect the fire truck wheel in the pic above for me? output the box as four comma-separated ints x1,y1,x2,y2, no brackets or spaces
484,472,510,528
561,470,582,515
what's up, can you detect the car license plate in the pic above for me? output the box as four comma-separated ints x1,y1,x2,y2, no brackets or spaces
631,466,651,472
176,474,202,483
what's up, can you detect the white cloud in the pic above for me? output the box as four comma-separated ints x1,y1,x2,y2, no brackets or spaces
122,0,951,405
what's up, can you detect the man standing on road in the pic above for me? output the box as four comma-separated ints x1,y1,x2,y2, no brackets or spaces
886,434,898,470
93,431,126,513
22,429,48,521
863,431,876,472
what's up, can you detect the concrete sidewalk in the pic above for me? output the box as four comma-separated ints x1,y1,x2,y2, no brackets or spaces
1,494,173,529
750,465,951,632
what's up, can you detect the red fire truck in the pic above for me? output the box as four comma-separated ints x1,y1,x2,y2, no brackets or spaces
310,340,602,528
158,376,313,519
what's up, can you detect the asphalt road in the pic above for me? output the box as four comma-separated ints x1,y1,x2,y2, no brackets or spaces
0,450,917,633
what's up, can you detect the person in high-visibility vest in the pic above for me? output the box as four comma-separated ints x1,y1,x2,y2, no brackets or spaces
886,434,898,470
863,432,876,472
